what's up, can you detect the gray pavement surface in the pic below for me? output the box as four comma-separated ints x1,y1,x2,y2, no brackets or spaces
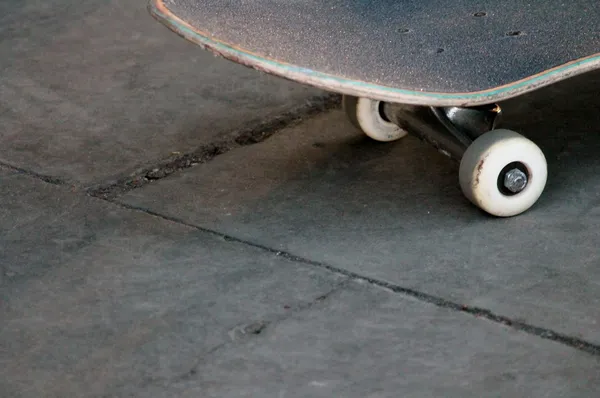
3,168,600,397
3,0,600,397
0,0,324,186
0,167,345,397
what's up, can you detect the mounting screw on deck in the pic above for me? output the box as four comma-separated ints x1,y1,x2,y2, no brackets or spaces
504,168,528,193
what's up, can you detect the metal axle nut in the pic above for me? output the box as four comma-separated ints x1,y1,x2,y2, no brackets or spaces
504,168,528,193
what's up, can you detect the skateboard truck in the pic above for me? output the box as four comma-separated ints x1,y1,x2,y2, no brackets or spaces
343,96,547,217
380,102,502,160
383,103,529,196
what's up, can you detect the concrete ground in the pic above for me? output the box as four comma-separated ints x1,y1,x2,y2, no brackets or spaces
2,1,600,397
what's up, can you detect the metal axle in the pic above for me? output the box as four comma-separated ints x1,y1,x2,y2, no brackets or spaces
381,103,502,161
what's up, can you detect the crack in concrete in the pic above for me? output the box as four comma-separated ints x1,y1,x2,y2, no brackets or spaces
148,279,351,387
1,93,340,198
103,202,600,358
86,94,341,200
0,161,69,186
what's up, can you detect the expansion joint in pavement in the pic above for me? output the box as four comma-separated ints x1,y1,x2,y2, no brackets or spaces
0,161,69,186
85,93,341,200
103,201,600,359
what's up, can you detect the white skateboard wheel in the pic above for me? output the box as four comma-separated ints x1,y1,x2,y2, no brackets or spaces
459,129,547,217
342,95,408,142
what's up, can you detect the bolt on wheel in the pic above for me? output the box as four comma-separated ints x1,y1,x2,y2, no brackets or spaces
459,129,547,217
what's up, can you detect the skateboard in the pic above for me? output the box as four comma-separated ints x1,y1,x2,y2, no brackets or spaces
148,0,600,217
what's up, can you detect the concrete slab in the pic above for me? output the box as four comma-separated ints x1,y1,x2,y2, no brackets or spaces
3,169,599,397
0,168,344,397
132,282,600,398
120,70,600,345
0,0,325,186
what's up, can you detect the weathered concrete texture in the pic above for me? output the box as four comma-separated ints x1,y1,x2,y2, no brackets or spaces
120,70,600,345
3,169,600,398
0,0,325,186
135,282,600,398
0,168,345,397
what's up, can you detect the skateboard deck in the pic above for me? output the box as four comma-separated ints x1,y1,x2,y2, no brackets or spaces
149,0,600,107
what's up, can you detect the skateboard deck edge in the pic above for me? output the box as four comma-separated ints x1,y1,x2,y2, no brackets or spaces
149,0,600,107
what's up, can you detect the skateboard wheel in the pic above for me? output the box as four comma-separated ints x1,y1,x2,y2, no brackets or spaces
342,96,408,142
459,129,547,217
